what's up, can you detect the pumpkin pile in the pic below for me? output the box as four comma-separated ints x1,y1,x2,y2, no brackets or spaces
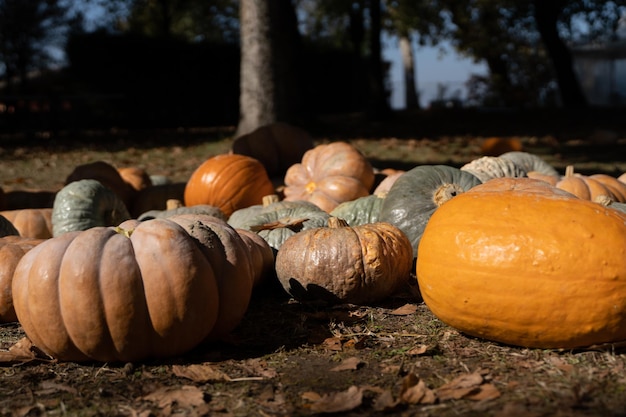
2,125,626,361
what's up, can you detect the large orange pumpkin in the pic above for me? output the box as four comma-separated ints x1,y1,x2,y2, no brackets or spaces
12,218,222,362
184,154,275,218
416,177,626,349
282,141,375,212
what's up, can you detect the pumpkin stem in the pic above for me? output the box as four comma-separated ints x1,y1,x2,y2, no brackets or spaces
594,195,613,206
166,199,184,210
113,226,133,237
328,217,349,228
262,194,280,207
433,183,465,207
565,165,575,177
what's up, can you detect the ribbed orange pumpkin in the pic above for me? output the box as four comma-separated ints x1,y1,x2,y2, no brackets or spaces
12,218,222,362
184,154,275,218
0,236,44,323
417,177,626,349
282,142,375,212
555,166,622,202
0,208,53,239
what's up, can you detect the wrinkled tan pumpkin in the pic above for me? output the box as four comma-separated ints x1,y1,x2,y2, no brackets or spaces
282,142,375,212
417,177,626,349
275,217,413,305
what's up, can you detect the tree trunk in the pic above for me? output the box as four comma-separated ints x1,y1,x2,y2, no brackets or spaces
533,1,587,108
399,33,419,109
366,0,390,119
236,0,276,137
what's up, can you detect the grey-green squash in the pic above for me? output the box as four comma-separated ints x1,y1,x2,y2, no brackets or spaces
52,179,131,237
379,165,481,257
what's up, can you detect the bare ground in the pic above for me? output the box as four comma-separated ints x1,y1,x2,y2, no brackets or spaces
1,109,626,416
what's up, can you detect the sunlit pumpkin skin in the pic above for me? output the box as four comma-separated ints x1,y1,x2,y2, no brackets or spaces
184,154,275,218
416,177,626,349
556,166,618,201
52,179,131,237
165,214,256,339
118,167,153,192
0,236,44,323
589,174,626,202
231,122,315,178
276,217,413,305
282,141,375,212
0,208,53,239
379,165,481,257
12,219,221,362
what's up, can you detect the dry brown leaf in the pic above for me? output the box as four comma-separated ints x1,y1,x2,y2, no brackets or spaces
465,383,501,401
371,389,400,411
389,303,418,315
37,381,78,396
322,337,343,351
435,372,485,401
171,364,231,382
250,217,308,232
330,357,365,372
307,385,364,414
0,337,52,364
406,344,430,356
141,385,206,410
400,373,436,405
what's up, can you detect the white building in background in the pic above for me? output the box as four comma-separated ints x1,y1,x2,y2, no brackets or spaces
572,33,626,106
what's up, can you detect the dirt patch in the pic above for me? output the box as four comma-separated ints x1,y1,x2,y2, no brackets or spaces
2,111,626,416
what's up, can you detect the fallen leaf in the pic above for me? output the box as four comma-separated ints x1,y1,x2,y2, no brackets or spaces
322,337,343,351
372,389,399,411
141,385,206,409
435,372,485,401
307,385,363,413
250,217,308,232
407,344,430,356
0,337,51,364
37,381,78,396
330,357,365,372
172,364,231,382
465,383,501,401
389,303,418,316
400,373,436,405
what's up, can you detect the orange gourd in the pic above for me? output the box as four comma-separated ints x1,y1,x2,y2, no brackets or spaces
184,154,275,218
417,177,626,349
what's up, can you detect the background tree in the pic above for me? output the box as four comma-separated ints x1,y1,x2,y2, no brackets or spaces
384,0,445,109
0,0,71,92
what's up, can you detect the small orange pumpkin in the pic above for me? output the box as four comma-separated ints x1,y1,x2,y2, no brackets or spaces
0,208,53,239
555,166,620,201
184,154,275,218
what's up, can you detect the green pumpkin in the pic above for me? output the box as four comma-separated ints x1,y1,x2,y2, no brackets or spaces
230,199,329,252
329,194,385,226
379,165,481,257
499,151,560,177
52,179,131,237
138,204,226,221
